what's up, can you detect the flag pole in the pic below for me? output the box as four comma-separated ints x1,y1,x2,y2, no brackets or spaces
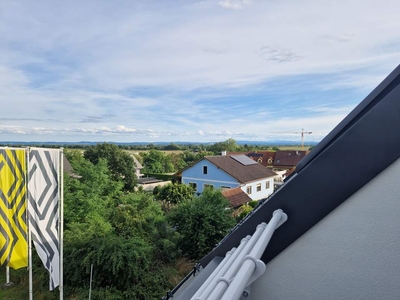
59,148,64,300
6,266,10,284
27,147,33,300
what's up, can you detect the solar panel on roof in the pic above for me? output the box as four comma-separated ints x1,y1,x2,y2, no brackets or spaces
230,155,258,165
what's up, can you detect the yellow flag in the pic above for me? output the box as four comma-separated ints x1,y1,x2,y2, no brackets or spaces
0,148,28,269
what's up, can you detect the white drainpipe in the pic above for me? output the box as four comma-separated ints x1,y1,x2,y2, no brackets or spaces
220,209,287,300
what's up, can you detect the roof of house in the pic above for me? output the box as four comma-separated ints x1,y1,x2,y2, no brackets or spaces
167,64,400,300
204,155,276,183
222,187,252,208
130,155,143,169
273,150,309,167
227,151,276,167
247,151,275,164
63,154,74,174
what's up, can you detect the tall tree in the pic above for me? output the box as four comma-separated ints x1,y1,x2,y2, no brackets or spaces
84,142,137,191
209,138,239,154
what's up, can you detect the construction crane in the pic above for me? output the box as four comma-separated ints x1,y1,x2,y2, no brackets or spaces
273,128,312,150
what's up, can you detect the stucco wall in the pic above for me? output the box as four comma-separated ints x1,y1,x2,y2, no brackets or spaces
250,157,400,300
240,178,274,200
182,159,239,193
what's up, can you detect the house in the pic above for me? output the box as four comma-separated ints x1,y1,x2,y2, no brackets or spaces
272,150,309,171
166,65,400,300
177,154,276,201
130,154,144,178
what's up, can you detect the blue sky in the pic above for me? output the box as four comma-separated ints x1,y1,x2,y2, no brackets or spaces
1,0,400,143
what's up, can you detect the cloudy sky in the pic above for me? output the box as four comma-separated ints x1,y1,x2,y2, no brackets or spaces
1,0,400,143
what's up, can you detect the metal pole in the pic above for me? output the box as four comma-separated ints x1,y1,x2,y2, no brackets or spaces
59,148,64,300
89,264,93,300
27,147,33,300
6,266,9,284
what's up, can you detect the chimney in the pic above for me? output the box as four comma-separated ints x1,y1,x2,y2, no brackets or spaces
221,151,227,156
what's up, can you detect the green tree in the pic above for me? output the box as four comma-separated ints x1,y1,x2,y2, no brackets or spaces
84,143,137,191
168,188,235,259
64,150,122,237
142,149,175,173
154,182,194,204
63,154,180,299
234,204,254,222
164,143,181,150
209,138,239,154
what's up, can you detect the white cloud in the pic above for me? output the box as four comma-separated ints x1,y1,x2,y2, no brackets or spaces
218,0,253,10
1,0,400,143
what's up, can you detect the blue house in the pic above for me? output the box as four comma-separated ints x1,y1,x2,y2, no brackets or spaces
178,154,276,201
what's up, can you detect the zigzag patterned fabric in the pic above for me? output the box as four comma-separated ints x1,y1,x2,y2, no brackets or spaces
0,148,28,269
28,148,60,290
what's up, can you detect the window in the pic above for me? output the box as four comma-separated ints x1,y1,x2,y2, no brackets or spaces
203,165,208,174
221,186,230,191
246,186,252,194
266,181,270,189
189,182,197,192
256,183,261,192
204,184,213,190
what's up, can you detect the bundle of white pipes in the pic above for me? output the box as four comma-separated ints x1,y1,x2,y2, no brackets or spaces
191,209,287,300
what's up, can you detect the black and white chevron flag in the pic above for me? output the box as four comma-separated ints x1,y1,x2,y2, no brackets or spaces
28,148,60,290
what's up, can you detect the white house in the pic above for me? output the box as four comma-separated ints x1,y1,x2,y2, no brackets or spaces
166,64,400,300
177,154,276,201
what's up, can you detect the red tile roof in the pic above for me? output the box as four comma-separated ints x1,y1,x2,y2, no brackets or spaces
222,187,252,208
205,155,276,183
273,150,309,167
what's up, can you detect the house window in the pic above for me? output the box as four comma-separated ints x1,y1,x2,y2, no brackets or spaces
221,186,230,191
204,184,213,190
246,186,252,194
203,165,208,174
256,183,261,192
189,182,197,192
266,181,270,189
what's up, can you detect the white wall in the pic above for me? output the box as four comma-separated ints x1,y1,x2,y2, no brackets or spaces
241,178,274,200
136,180,171,192
250,157,400,300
